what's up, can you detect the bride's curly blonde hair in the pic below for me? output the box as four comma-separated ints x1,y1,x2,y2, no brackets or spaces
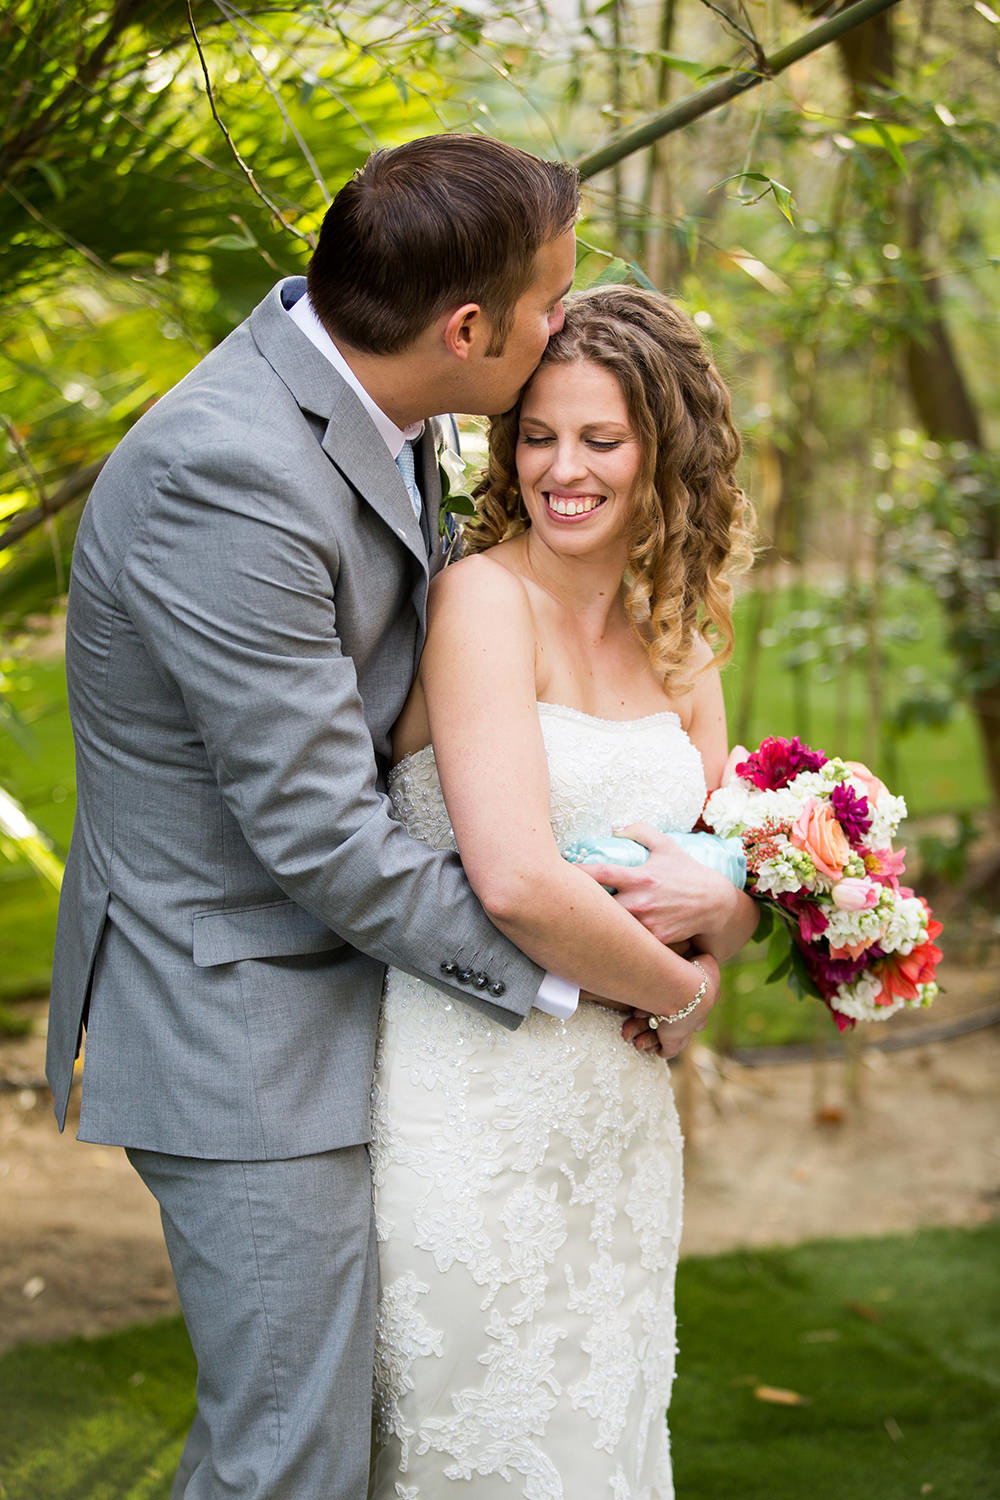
462,284,756,692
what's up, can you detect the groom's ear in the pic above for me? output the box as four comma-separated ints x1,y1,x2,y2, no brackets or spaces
441,303,486,361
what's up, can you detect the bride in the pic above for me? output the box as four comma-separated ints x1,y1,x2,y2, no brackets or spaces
369,285,757,1499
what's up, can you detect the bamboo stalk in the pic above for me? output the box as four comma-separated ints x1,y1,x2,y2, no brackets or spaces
575,0,905,180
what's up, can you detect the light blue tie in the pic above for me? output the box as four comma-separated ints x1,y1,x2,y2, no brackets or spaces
395,439,422,520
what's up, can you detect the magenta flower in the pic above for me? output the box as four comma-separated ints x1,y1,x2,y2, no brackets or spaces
800,946,870,999
829,783,872,847
797,901,830,942
736,736,827,791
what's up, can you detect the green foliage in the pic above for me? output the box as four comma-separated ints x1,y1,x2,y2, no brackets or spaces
1,0,443,619
724,581,991,819
717,170,796,224
0,652,73,1001
884,438,1000,702
753,902,818,1001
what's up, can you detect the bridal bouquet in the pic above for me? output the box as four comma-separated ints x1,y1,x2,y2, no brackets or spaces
702,736,942,1032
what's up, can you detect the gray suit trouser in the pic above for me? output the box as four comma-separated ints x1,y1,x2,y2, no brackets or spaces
128,1146,377,1499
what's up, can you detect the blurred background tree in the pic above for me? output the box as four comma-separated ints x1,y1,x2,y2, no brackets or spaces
1,0,997,1043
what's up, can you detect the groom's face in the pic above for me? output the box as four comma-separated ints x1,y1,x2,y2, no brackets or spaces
464,229,577,416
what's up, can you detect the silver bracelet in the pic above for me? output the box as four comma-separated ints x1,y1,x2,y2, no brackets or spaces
647,959,710,1029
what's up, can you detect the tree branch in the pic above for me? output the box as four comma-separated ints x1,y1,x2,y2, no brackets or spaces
0,458,108,553
185,0,315,247
574,0,906,180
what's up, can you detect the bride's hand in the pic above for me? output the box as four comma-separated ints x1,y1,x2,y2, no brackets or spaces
577,823,749,955
620,952,721,1059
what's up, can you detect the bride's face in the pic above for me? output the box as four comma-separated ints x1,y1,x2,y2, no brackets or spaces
515,359,642,558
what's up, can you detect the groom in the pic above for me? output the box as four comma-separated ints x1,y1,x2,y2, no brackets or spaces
48,134,585,1500
48,133,729,1498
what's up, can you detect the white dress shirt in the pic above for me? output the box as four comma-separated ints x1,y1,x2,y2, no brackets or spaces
286,292,578,1020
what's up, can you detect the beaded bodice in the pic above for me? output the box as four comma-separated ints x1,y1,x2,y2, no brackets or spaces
387,700,707,849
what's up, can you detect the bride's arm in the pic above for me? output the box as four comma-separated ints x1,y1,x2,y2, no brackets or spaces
580,650,759,963
418,554,714,1022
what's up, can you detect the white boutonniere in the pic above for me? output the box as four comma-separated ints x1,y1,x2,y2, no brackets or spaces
437,445,477,538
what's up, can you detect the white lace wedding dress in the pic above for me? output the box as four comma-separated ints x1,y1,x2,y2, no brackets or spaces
369,702,708,1500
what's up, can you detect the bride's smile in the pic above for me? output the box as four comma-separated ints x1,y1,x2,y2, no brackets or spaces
544,490,606,517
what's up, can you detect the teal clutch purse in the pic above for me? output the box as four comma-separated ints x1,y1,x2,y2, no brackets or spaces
563,829,747,890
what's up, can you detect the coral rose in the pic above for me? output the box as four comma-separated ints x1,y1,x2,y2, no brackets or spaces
790,797,852,880
829,938,876,961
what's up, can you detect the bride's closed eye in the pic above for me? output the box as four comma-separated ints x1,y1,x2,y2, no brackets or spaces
518,433,625,451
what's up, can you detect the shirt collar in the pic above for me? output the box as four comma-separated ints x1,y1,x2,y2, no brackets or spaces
287,291,424,457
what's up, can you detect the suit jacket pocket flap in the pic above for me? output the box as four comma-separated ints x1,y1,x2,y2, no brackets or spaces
192,901,344,967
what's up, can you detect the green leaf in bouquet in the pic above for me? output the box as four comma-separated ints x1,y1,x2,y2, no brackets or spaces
753,903,776,942
787,943,822,1003
764,912,792,974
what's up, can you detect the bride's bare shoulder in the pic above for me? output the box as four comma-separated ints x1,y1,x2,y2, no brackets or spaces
427,545,532,621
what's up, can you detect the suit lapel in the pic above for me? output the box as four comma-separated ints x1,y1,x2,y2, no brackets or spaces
249,279,428,571
320,393,428,570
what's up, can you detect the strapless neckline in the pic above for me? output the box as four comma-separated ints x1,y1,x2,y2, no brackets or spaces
536,700,684,729
386,698,707,858
388,700,687,788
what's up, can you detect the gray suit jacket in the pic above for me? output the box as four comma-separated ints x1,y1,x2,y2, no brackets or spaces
47,277,542,1160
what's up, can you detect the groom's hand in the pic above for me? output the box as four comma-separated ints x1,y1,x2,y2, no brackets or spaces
577,822,741,948
619,951,720,1059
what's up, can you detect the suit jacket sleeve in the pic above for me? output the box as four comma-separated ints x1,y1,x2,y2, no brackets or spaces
117,432,541,1025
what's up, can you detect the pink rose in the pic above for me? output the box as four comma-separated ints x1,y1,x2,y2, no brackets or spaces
790,797,852,880
831,876,878,911
843,760,888,808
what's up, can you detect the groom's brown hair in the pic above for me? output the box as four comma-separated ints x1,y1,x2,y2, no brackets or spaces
307,134,579,357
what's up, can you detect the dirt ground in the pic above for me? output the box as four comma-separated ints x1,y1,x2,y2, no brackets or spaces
2,959,998,1357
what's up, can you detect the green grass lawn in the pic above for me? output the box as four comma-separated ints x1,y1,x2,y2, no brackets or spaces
0,1224,996,1499
673,1224,1000,1500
